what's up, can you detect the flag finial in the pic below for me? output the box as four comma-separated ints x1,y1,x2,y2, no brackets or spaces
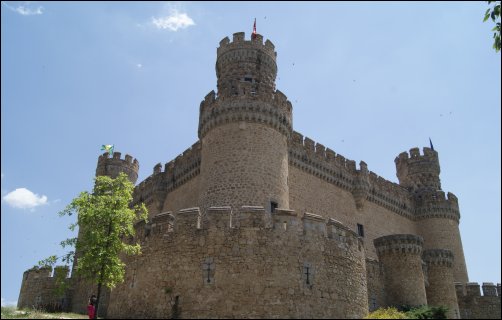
101,144,114,156
429,138,434,151
252,18,257,39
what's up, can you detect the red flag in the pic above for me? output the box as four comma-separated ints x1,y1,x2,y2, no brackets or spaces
252,18,257,39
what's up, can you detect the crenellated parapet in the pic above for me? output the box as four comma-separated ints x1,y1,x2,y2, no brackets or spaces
134,206,363,250
367,171,415,218
414,190,460,222
18,265,71,311
455,282,501,319
217,32,277,62
289,131,415,218
198,89,293,139
96,151,139,184
395,147,441,192
422,249,454,267
455,282,501,298
289,131,355,191
374,234,424,256
133,141,201,214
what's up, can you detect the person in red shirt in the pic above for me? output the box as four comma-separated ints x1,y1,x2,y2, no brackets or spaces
87,296,96,319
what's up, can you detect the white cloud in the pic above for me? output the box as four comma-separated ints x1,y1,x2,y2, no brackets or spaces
136,63,143,68
152,9,195,31
1,297,17,307
2,2,43,16
3,188,48,210
1,172,4,179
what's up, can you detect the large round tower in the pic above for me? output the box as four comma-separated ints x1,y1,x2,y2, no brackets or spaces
395,147,468,283
198,32,292,213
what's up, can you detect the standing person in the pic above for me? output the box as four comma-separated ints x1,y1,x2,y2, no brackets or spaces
87,296,96,319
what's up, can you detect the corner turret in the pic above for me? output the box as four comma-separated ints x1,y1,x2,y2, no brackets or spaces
395,147,440,192
96,151,139,184
396,147,469,283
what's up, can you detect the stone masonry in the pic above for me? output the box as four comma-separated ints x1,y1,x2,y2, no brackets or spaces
18,31,500,319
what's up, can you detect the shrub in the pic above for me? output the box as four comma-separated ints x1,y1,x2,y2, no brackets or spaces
364,307,408,319
405,305,448,319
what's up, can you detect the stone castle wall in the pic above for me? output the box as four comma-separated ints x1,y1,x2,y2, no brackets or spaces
17,266,70,312
106,207,368,319
366,259,386,312
456,282,501,319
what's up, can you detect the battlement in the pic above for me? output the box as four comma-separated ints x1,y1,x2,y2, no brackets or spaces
455,282,501,297
422,249,454,267
23,266,53,279
96,151,140,184
198,92,293,138
134,141,201,211
374,234,424,256
290,131,356,173
414,190,461,222
136,206,362,249
98,152,139,168
21,265,70,281
302,212,327,237
289,131,416,218
199,88,293,113
395,147,441,191
216,32,277,61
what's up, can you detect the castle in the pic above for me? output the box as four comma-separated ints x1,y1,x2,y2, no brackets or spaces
18,32,500,319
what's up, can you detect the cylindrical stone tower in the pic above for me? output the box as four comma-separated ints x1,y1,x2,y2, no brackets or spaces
198,32,292,213
395,147,468,283
71,151,139,316
96,151,139,184
423,249,460,319
374,234,427,307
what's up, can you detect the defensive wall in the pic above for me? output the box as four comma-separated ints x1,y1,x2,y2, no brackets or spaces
17,266,71,312
455,282,501,319
106,206,368,319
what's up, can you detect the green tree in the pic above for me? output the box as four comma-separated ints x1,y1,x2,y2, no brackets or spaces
39,172,148,319
484,1,501,52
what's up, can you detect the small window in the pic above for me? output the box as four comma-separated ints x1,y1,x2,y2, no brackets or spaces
270,201,278,213
244,77,253,82
357,223,364,237
283,221,287,230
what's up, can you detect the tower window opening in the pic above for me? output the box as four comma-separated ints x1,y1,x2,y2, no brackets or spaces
357,223,364,237
270,201,278,213
244,77,253,82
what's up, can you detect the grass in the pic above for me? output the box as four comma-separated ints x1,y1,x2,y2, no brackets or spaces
1,306,91,319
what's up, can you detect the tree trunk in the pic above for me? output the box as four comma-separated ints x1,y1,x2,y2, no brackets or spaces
94,282,102,319
94,219,112,319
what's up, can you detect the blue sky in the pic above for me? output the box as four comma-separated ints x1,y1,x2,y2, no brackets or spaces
1,1,500,307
